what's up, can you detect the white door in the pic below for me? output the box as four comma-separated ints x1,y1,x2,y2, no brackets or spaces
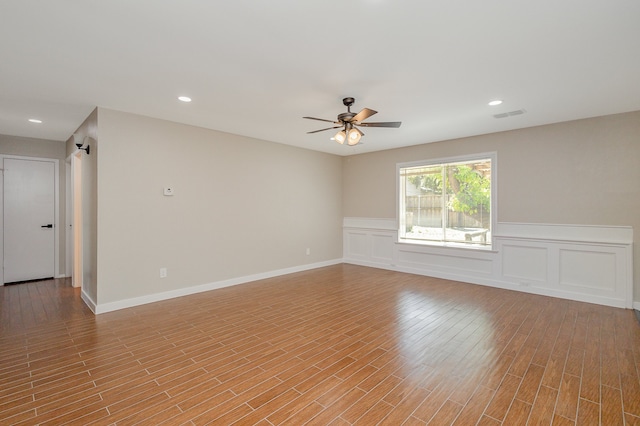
3,158,56,283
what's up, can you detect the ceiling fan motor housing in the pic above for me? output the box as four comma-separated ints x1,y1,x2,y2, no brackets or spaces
338,112,356,123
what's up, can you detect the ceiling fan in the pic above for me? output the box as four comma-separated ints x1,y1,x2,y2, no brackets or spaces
304,97,401,146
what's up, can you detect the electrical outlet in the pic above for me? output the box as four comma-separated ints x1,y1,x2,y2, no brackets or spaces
160,268,167,278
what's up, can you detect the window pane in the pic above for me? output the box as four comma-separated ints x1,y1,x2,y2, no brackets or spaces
399,157,491,246
401,165,443,239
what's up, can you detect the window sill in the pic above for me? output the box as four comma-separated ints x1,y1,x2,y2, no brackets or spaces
397,238,495,252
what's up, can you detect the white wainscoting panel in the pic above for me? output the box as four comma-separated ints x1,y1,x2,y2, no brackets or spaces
560,249,616,290
343,218,634,308
500,243,548,284
396,245,494,277
346,231,369,260
372,234,395,263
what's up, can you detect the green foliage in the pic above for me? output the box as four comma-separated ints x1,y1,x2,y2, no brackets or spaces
448,165,490,214
408,175,422,188
408,168,443,194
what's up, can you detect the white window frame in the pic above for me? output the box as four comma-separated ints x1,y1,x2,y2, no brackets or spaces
397,152,497,250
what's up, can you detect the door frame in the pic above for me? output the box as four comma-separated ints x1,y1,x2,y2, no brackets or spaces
65,156,72,278
1,154,60,285
68,152,83,289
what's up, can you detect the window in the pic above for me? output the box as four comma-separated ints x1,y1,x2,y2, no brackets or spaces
398,154,494,248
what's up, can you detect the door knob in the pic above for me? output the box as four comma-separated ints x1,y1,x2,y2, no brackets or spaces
41,224,53,228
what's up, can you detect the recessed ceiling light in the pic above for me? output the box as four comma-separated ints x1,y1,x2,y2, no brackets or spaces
178,96,192,103
28,118,43,123
488,100,503,106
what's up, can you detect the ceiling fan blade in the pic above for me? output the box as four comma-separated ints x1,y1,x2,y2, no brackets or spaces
303,116,337,124
351,108,377,123
307,126,342,134
358,121,402,128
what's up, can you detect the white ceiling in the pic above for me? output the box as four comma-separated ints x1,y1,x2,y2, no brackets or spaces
1,1,639,156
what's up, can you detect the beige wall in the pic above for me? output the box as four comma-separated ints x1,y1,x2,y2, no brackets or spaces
66,109,99,303
0,134,67,277
343,110,640,303
96,108,343,304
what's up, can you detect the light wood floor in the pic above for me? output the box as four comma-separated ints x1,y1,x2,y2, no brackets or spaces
1,264,639,425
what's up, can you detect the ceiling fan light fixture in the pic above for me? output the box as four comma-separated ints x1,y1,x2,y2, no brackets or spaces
305,97,401,146
334,130,346,144
347,127,362,145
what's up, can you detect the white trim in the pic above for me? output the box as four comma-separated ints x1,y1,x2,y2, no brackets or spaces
344,219,633,253
70,152,83,289
65,155,72,279
343,217,396,230
634,301,640,311
494,222,633,245
91,258,342,314
0,163,3,286
396,151,497,170
81,289,97,313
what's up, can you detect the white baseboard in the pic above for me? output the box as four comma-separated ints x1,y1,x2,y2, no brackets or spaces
92,259,342,314
81,289,97,314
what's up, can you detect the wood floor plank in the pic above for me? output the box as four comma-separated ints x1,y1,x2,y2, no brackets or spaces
378,386,430,424
480,354,515,390
342,375,403,423
267,375,343,424
451,385,495,425
299,387,365,425
353,399,395,425
555,373,581,420
621,372,640,417
625,413,640,425
601,384,625,425
515,363,545,404
315,365,377,407
412,376,461,422
278,401,325,426
483,373,522,421
502,398,532,425
577,397,600,425
0,265,638,425
528,385,559,425
230,388,301,425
